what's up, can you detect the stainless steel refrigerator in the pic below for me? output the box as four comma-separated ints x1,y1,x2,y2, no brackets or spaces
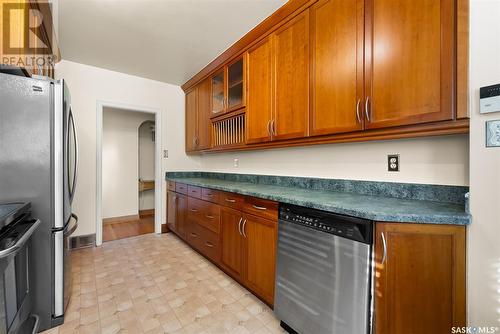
0,73,78,331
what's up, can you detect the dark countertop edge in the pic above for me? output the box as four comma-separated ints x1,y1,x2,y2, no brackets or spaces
166,177,471,226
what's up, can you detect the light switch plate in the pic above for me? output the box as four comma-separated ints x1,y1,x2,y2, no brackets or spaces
480,84,500,114
486,120,500,147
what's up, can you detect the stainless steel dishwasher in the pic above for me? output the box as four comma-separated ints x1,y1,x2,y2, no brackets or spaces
274,204,373,334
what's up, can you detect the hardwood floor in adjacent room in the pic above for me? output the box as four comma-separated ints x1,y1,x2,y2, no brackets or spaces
103,216,155,242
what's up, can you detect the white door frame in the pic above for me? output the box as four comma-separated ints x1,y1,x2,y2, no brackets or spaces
96,100,163,246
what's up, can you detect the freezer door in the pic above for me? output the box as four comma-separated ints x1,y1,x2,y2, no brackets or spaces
53,214,78,318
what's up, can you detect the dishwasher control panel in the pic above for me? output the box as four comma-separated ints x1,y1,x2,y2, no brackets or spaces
279,204,372,244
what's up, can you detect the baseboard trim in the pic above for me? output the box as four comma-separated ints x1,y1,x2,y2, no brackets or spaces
161,224,169,233
70,234,96,249
139,209,155,218
103,214,139,224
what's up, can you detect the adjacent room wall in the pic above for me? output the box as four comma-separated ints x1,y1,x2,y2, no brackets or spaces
102,108,154,219
55,60,200,236
468,0,500,326
139,120,155,211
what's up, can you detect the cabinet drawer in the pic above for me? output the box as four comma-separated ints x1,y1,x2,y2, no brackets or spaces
167,180,176,191
175,183,188,195
218,191,245,210
188,198,221,233
202,188,220,203
243,197,278,221
187,223,221,263
187,224,202,249
188,185,202,199
198,225,221,263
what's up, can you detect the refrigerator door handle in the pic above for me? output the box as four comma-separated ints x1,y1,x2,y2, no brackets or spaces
65,214,78,236
68,108,78,203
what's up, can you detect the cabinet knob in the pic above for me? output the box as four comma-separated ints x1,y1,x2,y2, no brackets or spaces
225,198,236,203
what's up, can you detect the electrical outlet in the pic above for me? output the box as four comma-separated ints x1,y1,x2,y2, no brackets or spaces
233,158,239,167
163,150,168,158
388,154,400,172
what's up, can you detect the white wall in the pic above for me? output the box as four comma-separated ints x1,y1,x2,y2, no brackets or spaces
102,108,154,218
139,120,155,211
198,135,469,186
55,60,200,236
468,0,500,326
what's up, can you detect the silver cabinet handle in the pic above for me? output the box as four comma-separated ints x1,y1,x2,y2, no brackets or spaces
272,119,276,136
205,242,214,248
237,217,243,236
365,97,371,122
267,120,271,136
381,232,387,265
225,198,236,203
252,204,267,211
189,208,197,212
356,99,361,123
205,215,215,219
190,232,198,238
242,219,247,238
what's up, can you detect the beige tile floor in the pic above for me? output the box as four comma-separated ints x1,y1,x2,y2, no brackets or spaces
42,233,284,334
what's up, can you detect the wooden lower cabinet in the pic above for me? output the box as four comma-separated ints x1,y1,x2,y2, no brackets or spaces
166,191,177,233
374,223,466,334
220,207,244,280
176,194,188,239
243,213,278,306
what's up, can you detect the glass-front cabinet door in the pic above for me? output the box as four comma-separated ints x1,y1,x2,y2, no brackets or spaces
227,57,244,110
211,55,246,115
211,70,225,114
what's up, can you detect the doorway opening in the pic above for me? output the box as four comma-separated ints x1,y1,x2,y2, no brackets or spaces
100,107,156,242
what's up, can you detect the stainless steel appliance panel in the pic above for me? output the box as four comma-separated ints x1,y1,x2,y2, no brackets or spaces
274,218,372,334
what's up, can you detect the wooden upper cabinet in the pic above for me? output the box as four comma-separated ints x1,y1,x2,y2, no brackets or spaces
243,213,277,306
364,0,455,129
211,56,246,116
310,0,363,135
211,70,225,114
246,37,274,144
273,10,310,141
227,57,245,111
185,79,212,152
197,78,212,149
374,223,466,334
185,88,198,152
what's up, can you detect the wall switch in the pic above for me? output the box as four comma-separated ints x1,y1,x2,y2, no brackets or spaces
163,150,168,158
233,158,239,167
486,120,500,147
388,154,400,172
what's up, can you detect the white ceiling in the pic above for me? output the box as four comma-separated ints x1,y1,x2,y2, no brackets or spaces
58,0,287,85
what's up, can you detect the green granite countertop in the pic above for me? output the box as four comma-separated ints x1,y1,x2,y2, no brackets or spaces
167,177,471,225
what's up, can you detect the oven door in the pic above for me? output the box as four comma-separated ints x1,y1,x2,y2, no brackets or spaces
0,218,41,334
